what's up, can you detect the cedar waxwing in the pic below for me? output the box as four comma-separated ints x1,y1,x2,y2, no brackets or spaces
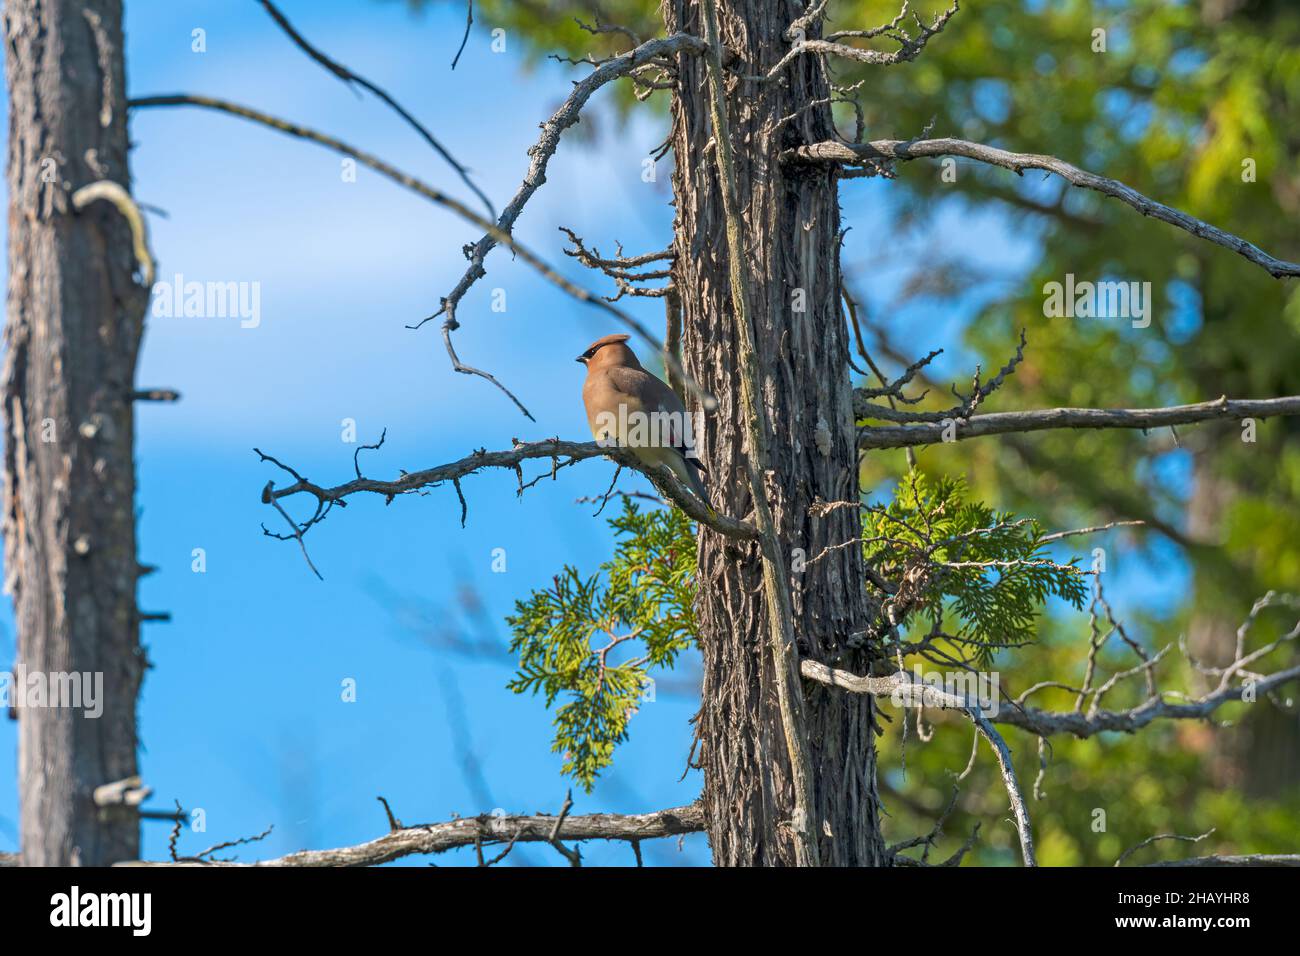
578,334,709,502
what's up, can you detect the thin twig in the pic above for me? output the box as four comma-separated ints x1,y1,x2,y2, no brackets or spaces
1115,828,1215,867
257,438,758,566
256,0,494,218
451,0,473,69
432,32,713,413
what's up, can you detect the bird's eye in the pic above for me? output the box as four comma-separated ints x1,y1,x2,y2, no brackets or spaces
585,349,596,358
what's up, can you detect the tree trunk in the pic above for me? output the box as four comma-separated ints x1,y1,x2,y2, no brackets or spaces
3,0,145,865
665,0,884,866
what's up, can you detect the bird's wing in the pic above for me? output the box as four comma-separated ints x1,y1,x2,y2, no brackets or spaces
606,366,703,466
606,366,684,413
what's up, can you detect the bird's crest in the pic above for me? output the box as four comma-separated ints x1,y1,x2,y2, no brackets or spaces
585,333,630,351
577,333,633,364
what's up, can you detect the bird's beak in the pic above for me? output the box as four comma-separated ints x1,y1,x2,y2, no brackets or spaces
576,355,587,365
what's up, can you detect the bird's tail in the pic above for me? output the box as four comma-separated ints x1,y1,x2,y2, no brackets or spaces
680,454,709,504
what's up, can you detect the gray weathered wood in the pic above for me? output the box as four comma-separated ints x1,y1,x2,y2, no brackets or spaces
3,0,146,865
117,804,705,867
667,0,885,866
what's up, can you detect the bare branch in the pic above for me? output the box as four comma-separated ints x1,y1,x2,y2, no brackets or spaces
801,660,1036,866
257,438,758,562
589,463,624,517
1143,854,1300,868
785,0,832,41
546,791,583,866
1037,520,1145,544
560,228,675,301
888,784,966,865
186,824,275,864
856,346,941,404
1115,828,1215,867
786,138,1300,279
560,227,674,279
857,395,1300,449
132,388,181,402
574,15,642,49
118,803,704,867
766,0,959,79
353,427,387,479
1001,664,1300,740
259,478,324,581
996,589,1300,739
256,0,494,218
843,282,919,468
376,796,403,832
435,32,713,411
861,329,1029,426
127,93,704,420
451,0,473,69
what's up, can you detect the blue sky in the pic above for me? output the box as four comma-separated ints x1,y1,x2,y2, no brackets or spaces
0,0,1189,865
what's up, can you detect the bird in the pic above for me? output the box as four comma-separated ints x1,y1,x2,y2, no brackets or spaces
577,333,709,503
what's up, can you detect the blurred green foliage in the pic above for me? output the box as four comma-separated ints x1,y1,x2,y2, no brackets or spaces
835,0,1300,863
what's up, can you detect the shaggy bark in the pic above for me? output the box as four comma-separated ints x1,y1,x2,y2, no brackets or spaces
3,0,145,865
665,0,884,866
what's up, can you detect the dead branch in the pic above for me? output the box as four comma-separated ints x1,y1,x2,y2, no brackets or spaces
559,227,675,272
560,227,675,301
1115,828,1214,867
574,15,643,49
256,0,494,217
801,660,1036,866
117,802,704,867
839,581,1300,743
126,93,704,419
857,395,1300,449
546,791,583,866
126,93,620,420
1143,854,1300,867
256,438,758,569
805,577,1300,866
856,346,941,404
860,330,1028,425
435,31,712,410
786,138,1300,279
1037,520,1145,544
451,0,473,69
766,0,960,79
996,654,1300,740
